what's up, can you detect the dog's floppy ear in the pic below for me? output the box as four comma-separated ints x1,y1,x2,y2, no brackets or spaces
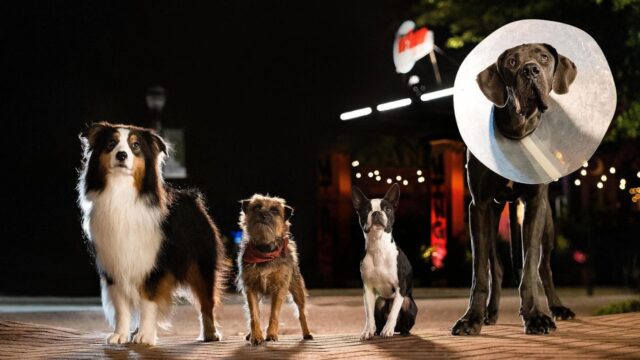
553,55,577,95
383,183,401,208
150,132,168,155
351,186,368,210
82,122,109,149
477,62,507,107
240,199,251,214
543,44,577,94
284,205,294,220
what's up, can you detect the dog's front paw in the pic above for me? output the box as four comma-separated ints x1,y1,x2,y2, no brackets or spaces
106,332,129,344
550,306,575,321
200,331,221,342
249,332,264,346
379,322,396,338
524,313,556,335
303,333,314,340
132,331,157,346
451,316,483,336
360,325,376,341
265,333,278,342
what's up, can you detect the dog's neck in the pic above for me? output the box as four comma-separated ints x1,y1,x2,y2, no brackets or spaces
494,102,542,140
364,227,394,252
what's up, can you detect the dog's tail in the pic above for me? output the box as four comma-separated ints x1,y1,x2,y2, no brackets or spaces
509,200,524,285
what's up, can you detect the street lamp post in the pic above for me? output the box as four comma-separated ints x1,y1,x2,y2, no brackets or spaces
146,86,166,132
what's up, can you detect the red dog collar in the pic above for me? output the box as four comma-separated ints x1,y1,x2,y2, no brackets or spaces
243,235,289,264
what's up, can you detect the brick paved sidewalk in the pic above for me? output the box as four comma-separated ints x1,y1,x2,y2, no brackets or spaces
1,313,639,359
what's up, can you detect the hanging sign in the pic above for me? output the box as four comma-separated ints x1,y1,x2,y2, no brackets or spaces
393,20,434,74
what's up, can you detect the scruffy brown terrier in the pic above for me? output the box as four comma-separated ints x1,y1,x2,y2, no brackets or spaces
237,194,313,345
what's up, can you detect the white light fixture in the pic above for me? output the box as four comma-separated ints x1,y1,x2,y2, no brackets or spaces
386,178,392,184
368,172,373,178
355,172,362,179
418,176,425,183
609,167,616,174
402,180,409,186
597,182,603,189
637,171,640,178
351,160,360,167
374,170,380,176
340,107,372,121
601,175,607,182
620,183,626,190
580,169,587,176
621,178,627,184
376,98,412,112
582,161,589,168
395,175,402,181
375,176,381,181
416,170,422,176
574,179,581,186
408,75,420,86
420,87,455,102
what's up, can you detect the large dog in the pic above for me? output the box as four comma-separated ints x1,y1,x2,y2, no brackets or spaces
452,44,577,336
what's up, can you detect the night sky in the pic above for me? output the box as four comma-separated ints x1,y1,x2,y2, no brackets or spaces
1,1,438,295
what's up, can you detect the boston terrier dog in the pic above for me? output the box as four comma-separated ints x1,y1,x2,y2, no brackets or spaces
351,183,418,340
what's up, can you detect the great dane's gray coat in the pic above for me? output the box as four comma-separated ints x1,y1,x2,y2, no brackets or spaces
452,44,577,336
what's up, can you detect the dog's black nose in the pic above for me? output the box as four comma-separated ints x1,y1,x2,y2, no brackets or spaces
522,63,540,79
115,151,128,162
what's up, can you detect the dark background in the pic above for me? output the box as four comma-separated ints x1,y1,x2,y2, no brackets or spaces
1,1,427,295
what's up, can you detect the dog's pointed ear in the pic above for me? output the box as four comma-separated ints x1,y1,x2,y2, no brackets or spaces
240,199,251,213
553,54,577,95
284,205,294,220
351,186,368,210
543,43,577,94
477,62,507,107
384,183,401,208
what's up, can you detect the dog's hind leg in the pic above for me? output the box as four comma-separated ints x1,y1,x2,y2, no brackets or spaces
395,296,417,335
374,298,389,335
289,272,313,340
486,205,505,326
187,265,221,342
540,206,575,321
520,191,556,335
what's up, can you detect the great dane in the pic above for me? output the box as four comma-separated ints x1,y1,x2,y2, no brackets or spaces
452,43,577,336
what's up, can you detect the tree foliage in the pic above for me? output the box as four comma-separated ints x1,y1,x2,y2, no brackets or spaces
414,0,640,141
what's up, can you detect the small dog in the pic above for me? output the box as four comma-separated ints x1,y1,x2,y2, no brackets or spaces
237,194,313,345
351,184,418,340
452,43,577,336
78,122,226,345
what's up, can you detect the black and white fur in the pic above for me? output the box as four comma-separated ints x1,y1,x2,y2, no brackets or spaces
77,122,226,346
352,183,418,340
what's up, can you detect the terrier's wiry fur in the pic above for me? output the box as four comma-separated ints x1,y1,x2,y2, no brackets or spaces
236,194,313,345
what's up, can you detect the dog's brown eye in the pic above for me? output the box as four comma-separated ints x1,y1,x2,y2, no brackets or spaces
270,207,280,214
131,142,140,151
107,139,117,149
540,54,549,62
508,58,516,67
253,204,262,210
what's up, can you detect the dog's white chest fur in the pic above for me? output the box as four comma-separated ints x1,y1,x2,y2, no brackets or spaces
87,175,163,299
360,230,398,299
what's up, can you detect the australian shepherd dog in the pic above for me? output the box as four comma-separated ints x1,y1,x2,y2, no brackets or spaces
77,122,226,346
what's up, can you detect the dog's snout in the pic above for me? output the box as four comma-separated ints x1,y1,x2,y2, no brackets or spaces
115,151,128,162
522,63,541,79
